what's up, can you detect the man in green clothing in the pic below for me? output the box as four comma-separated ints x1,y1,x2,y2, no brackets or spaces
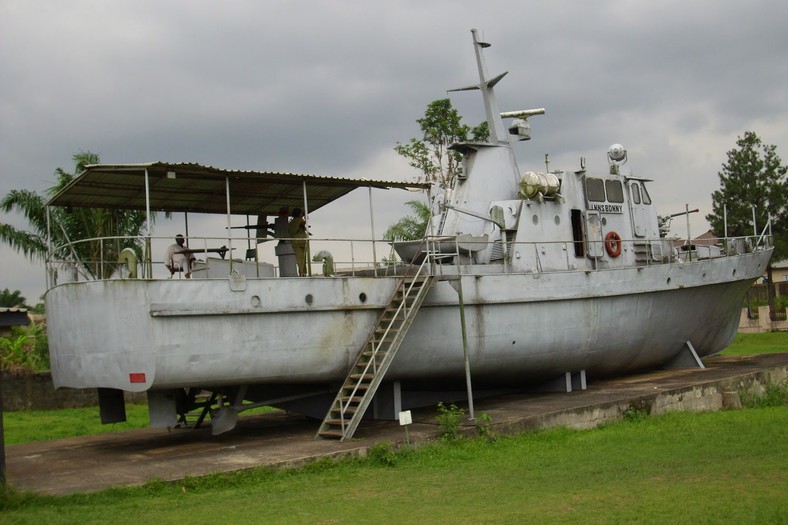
288,208,309,276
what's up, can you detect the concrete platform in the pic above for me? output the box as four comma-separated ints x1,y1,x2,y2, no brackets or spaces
6,353,787,496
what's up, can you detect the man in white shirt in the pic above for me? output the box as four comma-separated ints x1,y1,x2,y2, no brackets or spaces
164,234,195,278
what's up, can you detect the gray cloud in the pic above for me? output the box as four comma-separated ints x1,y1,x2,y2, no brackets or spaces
2,0,786,302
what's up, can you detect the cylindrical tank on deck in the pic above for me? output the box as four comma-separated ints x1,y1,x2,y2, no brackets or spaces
519,171,560,199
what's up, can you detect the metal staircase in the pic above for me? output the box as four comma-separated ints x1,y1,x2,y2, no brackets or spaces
316,258,434,441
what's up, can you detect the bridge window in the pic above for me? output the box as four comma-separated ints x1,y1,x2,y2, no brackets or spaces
630,183,641,204
585,178,606,202
641,183,652,204
605,180,624,202
587,177,624,203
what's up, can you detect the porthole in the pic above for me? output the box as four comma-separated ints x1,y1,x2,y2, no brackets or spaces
554,215,560,225
666,277,672,285
305,294,314,305
250,295,261,308
359,292,367,303
532,214,539,225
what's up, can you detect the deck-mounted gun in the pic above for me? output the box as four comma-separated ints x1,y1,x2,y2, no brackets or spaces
500,108,545,141
658,207,699,238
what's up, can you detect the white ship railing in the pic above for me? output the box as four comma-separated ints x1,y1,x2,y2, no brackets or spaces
44,232,773,290
44,235,426,288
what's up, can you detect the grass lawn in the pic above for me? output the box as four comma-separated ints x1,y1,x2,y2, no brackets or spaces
721,331,788,356
1,331,785,523
2,404,279,445
2,407,786,524
2,404,151,445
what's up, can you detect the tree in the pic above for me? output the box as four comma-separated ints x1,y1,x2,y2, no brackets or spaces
0,289,27,309
0,151,150,280
383,200,431,241
706,131,787,320
394,98,489,190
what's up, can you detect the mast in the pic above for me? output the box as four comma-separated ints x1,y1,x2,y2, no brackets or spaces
449,28,508,144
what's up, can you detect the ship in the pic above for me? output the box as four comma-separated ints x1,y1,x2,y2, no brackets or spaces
44,29,773,440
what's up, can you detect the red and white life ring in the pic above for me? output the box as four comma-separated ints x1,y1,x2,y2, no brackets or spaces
604,231,622,257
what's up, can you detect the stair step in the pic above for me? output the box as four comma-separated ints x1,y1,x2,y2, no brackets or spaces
397,292,420,299
318,430,345,439
340,396,365,403
349,373,375,381
342,383,369,391
329,405,358,415
350,368,376,377
373,336,397,343
324,418,347,426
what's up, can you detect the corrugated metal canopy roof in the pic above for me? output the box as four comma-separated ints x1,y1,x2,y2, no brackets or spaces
0,307,29,328
47,162,430,216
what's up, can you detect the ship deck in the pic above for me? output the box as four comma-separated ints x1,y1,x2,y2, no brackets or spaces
6,352,786,496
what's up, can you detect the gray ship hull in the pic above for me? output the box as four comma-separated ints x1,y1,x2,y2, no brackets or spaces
47,249,769,392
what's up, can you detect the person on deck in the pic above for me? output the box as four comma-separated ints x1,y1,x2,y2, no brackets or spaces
164,234,196,278
288,208,309,276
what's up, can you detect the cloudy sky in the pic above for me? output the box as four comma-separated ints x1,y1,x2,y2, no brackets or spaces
1,0,786,304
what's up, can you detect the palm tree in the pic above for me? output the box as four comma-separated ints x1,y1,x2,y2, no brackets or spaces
383,200,431,241
0,151,149,279
0,289,27,308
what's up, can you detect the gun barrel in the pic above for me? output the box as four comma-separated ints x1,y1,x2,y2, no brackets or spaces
499,108,545,119
666,208,699,219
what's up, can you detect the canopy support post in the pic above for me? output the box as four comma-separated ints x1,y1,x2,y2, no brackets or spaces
226,176,233,274
302,181,311,276
369,186,377,277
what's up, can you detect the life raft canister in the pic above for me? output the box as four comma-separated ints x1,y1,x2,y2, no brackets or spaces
118,247,139,278
604,231,622,257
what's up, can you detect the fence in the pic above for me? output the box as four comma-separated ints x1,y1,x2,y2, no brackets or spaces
1,372,144,411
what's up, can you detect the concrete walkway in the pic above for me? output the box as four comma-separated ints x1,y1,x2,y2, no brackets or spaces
6,353,786,496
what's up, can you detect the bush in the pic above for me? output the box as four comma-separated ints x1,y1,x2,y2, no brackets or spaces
622,407,650,422
476,412,496,442
743,287,788,319
740,379,788,408
367,442,398,466
436,402,465,441
0,321,49,375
